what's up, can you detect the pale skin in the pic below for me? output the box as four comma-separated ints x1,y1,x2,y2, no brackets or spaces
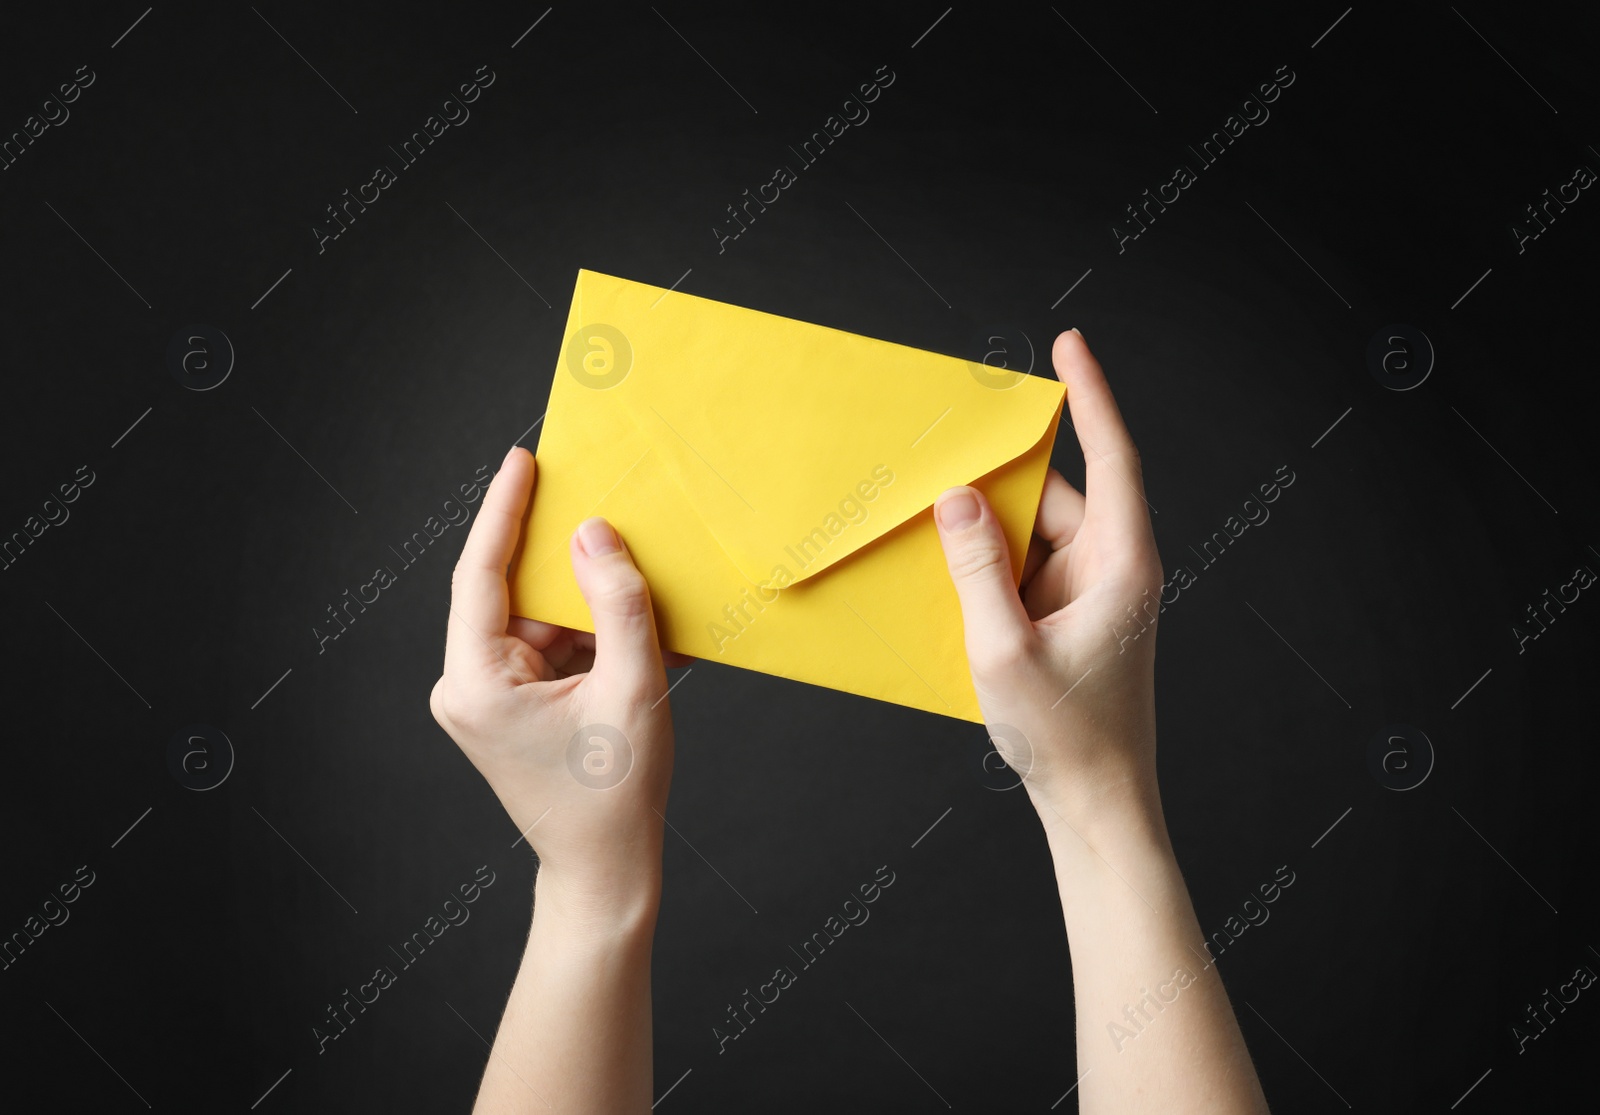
430,329,1270,1113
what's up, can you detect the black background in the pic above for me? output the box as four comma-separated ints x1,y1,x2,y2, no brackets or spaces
2,2,1597,1111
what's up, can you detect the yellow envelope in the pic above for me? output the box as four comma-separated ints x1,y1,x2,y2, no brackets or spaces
508,269,1065,722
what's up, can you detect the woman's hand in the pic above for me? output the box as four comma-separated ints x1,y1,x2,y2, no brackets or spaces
434,445,680,1111
935,329,1164,835
937,332,1271,1115
429,446,678,919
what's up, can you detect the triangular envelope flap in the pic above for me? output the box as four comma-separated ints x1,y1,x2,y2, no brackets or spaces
566,269,1066,585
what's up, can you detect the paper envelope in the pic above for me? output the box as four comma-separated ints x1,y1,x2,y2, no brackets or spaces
508,269,1066,722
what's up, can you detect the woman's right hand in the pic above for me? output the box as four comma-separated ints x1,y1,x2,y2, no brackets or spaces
933,329,1166,836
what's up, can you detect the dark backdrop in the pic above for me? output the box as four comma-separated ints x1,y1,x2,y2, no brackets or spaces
2,2,1596,1111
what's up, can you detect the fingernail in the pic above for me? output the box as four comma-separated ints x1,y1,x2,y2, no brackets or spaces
577,517,619,556
1070,326,1084,339
502,446,519,467
936,489,980,530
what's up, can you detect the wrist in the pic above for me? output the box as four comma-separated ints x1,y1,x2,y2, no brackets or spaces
532,852,663,937
1027,764,1171,863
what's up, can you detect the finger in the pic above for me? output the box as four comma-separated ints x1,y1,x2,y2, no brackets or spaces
553,642,597,676
1021,535,1050,588
513,618,692,672
1052,329,1151,542
508,615,564,652
933,486,1036,676
1035,468,1085,551
445,447,536,677
569,518,663,693
508,618,580,675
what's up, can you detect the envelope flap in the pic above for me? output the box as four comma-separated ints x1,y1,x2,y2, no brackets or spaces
563,269,1066,585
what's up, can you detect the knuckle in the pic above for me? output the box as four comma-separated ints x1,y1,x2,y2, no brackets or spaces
590,569,651,618
430,678,495,739
428,679,454,728
949,538,1010,585
979,628,1037,676
442,700,487,740
1107,442,1143,476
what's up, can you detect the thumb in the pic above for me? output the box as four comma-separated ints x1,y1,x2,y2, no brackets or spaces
934,487,1035,674
570,517,662,692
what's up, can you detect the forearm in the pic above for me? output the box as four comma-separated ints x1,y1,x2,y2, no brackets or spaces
1035,775,1269,1115
473,867,661,1114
